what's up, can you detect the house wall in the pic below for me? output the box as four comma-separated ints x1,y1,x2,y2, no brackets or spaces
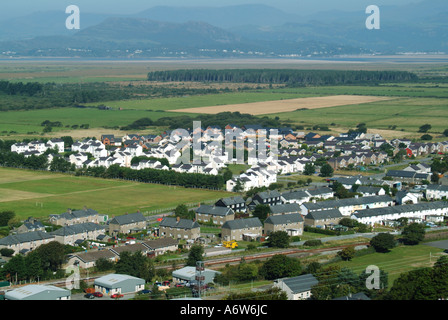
264,221,304,235
159,227,200,240
221,226,263,241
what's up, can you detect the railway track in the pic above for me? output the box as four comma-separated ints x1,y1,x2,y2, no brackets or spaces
8,243,369,290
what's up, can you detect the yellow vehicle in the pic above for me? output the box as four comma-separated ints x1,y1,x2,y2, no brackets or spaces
222,240,238,249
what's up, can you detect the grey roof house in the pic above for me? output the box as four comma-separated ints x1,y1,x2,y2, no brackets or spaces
159,217,200,241
0,231,55,255
274,274,319,300
195,205,235,225
108,212,147,236
49,207,100,226
49,222,106,246
264,213,304,236
221,217,263,241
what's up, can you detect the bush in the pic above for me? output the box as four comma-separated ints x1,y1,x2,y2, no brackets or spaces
303,239,323,247
370,233,397,253
0,248,14,257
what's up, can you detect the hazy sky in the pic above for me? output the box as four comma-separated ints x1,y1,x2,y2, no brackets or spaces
1,0,425,19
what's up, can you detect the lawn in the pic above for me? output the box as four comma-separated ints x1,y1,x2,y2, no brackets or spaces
0,167,231,221
329,244,445,288
85,91,317,111
0,107,188,136
272,97,448,134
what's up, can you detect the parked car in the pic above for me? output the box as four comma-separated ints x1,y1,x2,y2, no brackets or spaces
111,293,124,299
84,293,95,299
93,292,103,298
138,289,152,294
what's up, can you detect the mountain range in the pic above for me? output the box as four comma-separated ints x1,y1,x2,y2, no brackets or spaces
0,1,446,58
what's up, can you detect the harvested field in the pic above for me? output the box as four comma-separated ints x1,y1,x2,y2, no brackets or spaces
168,95,393,115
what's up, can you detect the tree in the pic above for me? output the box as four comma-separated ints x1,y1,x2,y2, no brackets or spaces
319,163,334,177
232,179,243,193
387,267,437,300
421,134,433,141
260,255,302,280
370,233,396,253
35,241,65,271
174,204,193,219
0,211,15,227
443,129,448,137
267,231,290,248
418,124,432,133
252,204,271,221
114,251,155,282
401,223,425,245
186,244,204,266
222,168,233,182
337,246,355,261
303,163,316,176
237,262,259,282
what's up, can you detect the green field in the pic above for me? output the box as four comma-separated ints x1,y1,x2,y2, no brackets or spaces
0,108,187,136
273,97,448,135
85,91,318,111
330,244,445,287
0,167,231,221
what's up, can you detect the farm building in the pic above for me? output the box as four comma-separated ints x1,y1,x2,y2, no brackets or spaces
172,266,220,285
5,285,71,300
94,274,145,296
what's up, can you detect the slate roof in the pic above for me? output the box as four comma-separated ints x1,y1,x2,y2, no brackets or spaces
0,231,54,246
222,218,263,230
302,195,393,212
160,217,200,230
427,184,448,192
281,190,310,201
216,196,245,206
143,237,178,250
386,170,430,179
305,209,343,221
269,203,301,215
306,187,334,197
195,205,234,216
49,222,105,237
352,201,448,219
71,250,116,263
265,213,304,225
109,212,146,226
50,208,99,221
279,274,318,293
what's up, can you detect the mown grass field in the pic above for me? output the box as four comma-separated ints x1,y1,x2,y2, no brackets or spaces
0,167,230,221
329,244,445,287
0,107,186,137
273,97,448,135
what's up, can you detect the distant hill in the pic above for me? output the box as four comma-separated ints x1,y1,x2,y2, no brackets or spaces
133,4,302,28
0,0,446,58
0,11,110,41
74,17,241,46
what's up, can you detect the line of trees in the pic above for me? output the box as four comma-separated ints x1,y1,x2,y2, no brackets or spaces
123,111,287,131
0,81,43,96
147,69,419,86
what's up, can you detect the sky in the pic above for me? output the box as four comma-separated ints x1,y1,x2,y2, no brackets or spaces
1,0,424,19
